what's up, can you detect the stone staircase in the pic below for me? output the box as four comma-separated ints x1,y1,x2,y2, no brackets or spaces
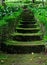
10,9,42,42
1,9,45,53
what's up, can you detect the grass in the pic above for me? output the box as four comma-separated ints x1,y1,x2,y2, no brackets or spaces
0,53,47,65
0,54,8,60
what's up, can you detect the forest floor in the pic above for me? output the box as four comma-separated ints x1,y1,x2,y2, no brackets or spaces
0,52,47,65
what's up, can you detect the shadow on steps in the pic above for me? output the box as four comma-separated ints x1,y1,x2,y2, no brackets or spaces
12,35,42,41
1,43,45,54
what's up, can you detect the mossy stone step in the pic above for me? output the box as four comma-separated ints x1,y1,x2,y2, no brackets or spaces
22,19,35,21
21,13,34,17
18,23,37,25
16,27,40,33
11,36,42,42
16,27,40,30
11,32,42,36
21,14,34,18
5,40,44,46
18,24,38,28
21,17,34,20
16,29,40,33
18,22,37,25
20,21,36,24
19,20,36,22
3,40,45,53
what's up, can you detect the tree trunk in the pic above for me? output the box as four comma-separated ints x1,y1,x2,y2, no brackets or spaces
32,0,35,3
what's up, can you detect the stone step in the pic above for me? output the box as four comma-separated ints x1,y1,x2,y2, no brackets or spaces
2,40,45,53
11,36,42,41
21,13,34,19
16,27,40,33
22,19,35,21
11,32,42,37
18,24,38,28
19,20,36,22
10,32,42,41
5,40,44,46
20,21,36,24
21,17,34,20
16,29,40,33
16,27,40,30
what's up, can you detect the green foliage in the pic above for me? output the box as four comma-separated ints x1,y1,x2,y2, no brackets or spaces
33,7,47,41
30,6,47,41
0,20,7,26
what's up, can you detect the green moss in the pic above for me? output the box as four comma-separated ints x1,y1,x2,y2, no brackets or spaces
11,32,42,37
0,20,7,26
4,39,44,45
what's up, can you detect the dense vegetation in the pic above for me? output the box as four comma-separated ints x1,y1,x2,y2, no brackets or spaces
0,5,23,43
29,5,47,41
